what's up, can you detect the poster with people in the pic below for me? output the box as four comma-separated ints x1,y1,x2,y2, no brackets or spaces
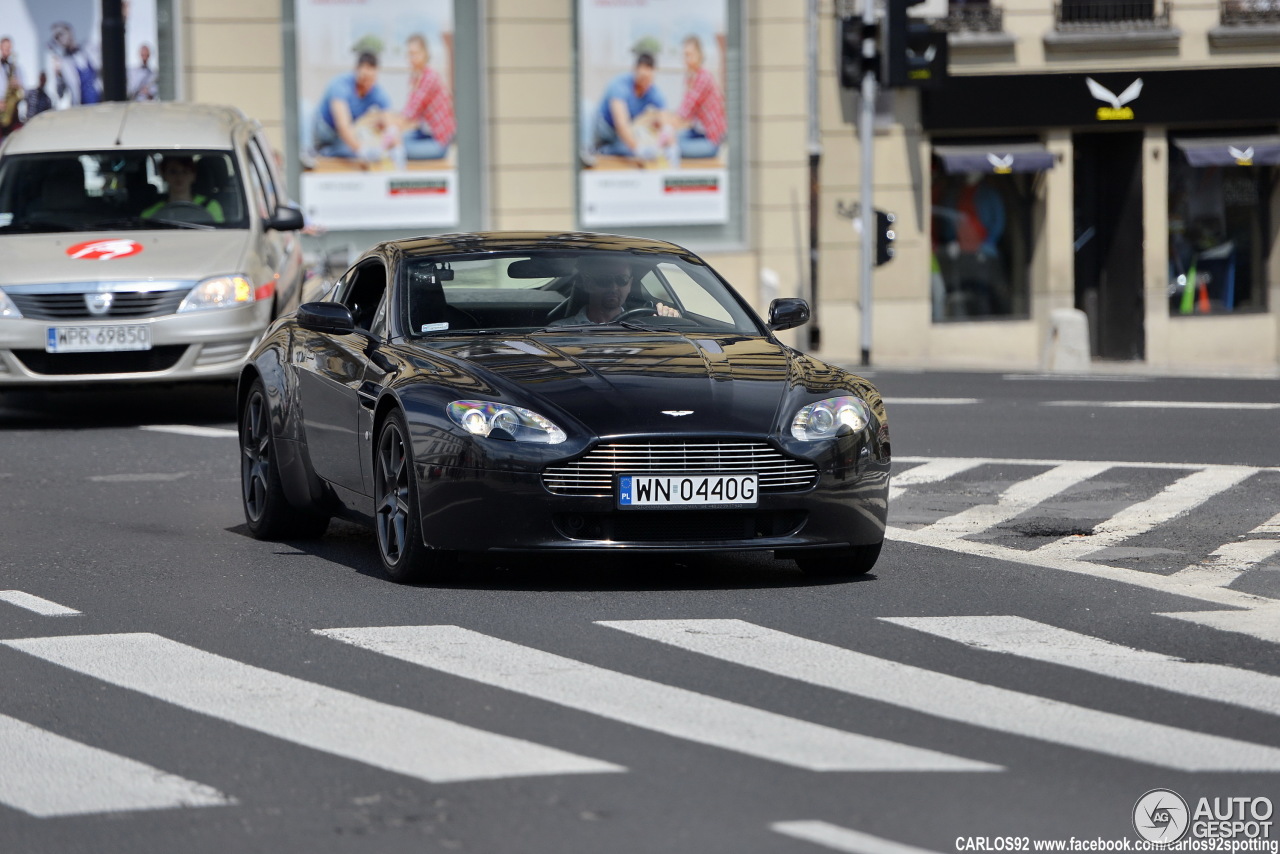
577,0,730,227
295,0,458,230
0,0,158,138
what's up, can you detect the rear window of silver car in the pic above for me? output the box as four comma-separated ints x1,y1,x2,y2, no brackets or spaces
0,150,249,233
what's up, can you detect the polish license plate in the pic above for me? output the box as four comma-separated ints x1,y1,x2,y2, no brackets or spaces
617,473,758,509
46,325,152,353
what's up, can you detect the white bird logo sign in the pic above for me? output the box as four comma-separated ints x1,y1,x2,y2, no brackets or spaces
1085,77,1143,120
986,153,1014,174
1229,146,1254,166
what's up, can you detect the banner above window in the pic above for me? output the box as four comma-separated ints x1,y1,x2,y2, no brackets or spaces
933,143,1056,175
1171,135,1280,167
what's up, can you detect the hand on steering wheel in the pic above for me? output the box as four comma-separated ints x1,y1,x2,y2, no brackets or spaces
616,301,679,322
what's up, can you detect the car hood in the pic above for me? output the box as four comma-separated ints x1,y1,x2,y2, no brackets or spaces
421,331,843,438
0,231,252,285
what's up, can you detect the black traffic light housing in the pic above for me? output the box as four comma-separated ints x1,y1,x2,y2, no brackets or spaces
875,210,896,266
881,0,949,88
837,16,876,89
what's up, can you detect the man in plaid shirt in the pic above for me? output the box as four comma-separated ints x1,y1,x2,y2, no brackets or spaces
399,34,456,160
671,35,726,159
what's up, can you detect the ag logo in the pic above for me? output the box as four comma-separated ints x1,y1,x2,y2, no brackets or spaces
1133,789,1190,843
66,239,144,260
1086,77,1142,121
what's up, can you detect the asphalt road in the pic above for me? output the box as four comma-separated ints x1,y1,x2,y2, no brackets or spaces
1,370,1277,854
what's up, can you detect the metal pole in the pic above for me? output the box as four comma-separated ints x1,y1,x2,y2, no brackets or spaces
101,0,127,101
858,0,877,367
806,0,822,350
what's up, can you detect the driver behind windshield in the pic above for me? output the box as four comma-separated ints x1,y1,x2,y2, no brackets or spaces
551,256,678,326
141,156,224,223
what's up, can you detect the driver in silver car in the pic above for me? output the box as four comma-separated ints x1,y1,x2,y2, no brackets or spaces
552,256,679,325
142,155,225,223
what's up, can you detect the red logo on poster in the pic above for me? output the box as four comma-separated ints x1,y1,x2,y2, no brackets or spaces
66,239,145,260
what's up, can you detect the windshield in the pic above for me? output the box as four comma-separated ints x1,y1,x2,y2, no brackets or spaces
0,150,249,233
402,249,764,338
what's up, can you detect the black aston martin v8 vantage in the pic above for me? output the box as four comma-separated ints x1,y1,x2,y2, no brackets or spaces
237,231,890,582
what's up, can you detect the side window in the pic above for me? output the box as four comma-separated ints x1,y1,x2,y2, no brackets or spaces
340,262,388,332
247,139,281,213
654,263,733,323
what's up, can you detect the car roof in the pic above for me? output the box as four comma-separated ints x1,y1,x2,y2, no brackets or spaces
387,231,701,260
1,102,254,155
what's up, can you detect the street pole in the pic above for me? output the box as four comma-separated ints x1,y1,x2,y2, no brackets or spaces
807,0,822,351
858,0,877,367
101,0,127,101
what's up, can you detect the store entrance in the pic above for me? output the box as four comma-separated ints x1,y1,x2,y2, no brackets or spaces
1073,132,1145,360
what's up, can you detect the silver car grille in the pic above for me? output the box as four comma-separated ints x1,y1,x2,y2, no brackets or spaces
542,441,819,497
7,290,188,320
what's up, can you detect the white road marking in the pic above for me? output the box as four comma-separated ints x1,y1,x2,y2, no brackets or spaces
771,821,945,854
0,591,80,616
1044,400,1280,410
1035,466,1256,561
1170,540,1280,587
141,425,238,438
599,619,1280,771
0,712,231,817
882,398,980,406
882,616,1280,717
1157,605,1280,645
88,472,190,483
917,462,1112,541
316,625,995,773
888,458,986,502
2,633,620,784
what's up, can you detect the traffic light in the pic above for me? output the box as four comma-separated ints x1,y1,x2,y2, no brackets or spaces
837,17,868,89
875,210,896,266
881,0,949,88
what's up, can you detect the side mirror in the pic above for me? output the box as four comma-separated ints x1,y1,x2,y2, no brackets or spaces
267,206,306,232
768,297,811,332
297,302,355,335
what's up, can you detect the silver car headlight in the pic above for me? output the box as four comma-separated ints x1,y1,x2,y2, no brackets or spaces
0,289,22,319
447,400,567,444
790,395,871,441
178,275,255,312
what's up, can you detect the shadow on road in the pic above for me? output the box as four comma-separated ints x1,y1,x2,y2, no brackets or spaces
0,381,238,429
229,518,877,593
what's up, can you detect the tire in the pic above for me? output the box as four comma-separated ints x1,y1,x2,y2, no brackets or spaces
795,542,882,577
240,378,329,540
374,409,455,583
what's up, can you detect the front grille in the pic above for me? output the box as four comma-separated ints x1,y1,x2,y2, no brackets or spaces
13,346,187,375
542,441,819,497
7,290,189,320
554,510,807,542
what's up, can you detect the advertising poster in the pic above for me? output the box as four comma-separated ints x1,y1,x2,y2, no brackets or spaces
0,0,159,127
578,0,729,227
296,0,458,230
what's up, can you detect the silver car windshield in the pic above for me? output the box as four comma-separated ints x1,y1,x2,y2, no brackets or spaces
0,150,249,233
402,250,764,337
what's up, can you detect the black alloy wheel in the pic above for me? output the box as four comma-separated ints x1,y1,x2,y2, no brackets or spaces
240,377,328,539
375,410,450,582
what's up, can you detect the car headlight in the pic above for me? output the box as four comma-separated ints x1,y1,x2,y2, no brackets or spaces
0,289,22,319
447,400,567,444
178,275,255,312
790,396,871,441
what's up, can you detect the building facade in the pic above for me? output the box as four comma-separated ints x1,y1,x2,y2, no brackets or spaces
166,0,1280,372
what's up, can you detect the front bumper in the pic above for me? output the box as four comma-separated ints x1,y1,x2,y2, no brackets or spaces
0,302,272,384
413,462,889,554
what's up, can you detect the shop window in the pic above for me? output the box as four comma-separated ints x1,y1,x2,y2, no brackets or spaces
930,145,1047,321
1168,135,1275,316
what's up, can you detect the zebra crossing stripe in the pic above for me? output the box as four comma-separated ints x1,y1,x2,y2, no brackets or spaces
1157,605,1280,645
598,619,1280,772
888,458,985,502
0,712,231,817
0,591,80,616
316,625,997,773
1,633,621,783
918,462,1113,541
1170,539,1280,587
881,616,1280,718
1035,466,1256,560
771,821,945,854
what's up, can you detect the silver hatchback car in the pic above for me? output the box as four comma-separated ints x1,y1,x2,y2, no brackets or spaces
0,102,306,384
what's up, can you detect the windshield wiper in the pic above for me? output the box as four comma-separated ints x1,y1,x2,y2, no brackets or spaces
145,218,216,230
